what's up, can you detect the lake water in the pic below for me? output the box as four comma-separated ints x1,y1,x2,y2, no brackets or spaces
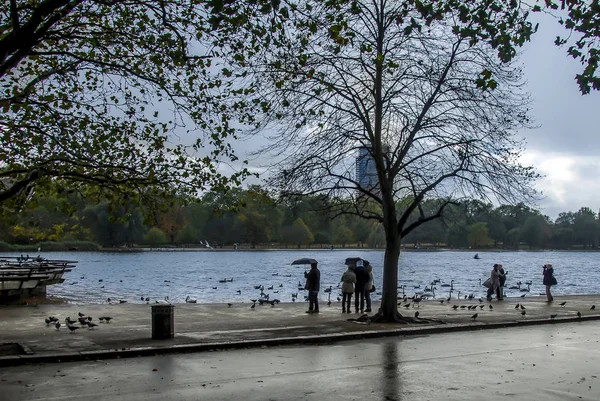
3,250,598,305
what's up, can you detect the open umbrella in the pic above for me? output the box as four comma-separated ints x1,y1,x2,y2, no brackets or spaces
291,258,318,265
345,257,369,266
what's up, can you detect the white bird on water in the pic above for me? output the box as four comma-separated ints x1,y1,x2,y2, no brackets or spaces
185,296,197,303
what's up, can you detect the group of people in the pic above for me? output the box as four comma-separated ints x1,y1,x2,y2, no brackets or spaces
303,259,375,314
340,261,374,314
485,263,506,301
485,263,558,302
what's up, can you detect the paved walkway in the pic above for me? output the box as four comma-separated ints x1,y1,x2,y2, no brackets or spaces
1,294,599,366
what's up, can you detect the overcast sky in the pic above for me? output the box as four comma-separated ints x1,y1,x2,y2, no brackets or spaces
222,12,600,222
518,13,600,220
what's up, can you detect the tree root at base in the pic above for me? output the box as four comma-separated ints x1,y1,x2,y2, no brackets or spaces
369,310,445,324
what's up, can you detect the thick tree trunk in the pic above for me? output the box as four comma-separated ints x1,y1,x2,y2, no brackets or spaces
379,236,401,320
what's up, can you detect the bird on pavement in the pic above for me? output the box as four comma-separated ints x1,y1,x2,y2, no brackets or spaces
521,310,526,317
520,304,526,310
559,301,567,306
515,303,520,309
471,313,478,320
550,314,557,320
520,294,526,298
479,305,484,310
227,303,233,308
87,322,98,329
55,322,61,330
414,311,420,318
102,316,113,323
452,305,459,310
591,305,596,310
67,325,80,333
489,305,493,310
45,318,52,325
577,311,582,318
78,312,86,317
65,317,77,325
250,303,256,309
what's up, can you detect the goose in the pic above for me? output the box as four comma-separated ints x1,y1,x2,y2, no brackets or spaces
185,296,197,303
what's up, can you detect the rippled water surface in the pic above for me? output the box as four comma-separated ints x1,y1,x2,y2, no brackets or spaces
3,250,598,304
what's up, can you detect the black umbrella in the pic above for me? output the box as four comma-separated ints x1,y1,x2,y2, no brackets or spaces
291,258,318,265
345,257,369,266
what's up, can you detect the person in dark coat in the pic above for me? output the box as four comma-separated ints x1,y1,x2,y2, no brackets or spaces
354,262,368,313
304,262,321,313
542,263,556,302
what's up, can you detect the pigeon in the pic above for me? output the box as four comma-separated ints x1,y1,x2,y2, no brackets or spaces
414,311,420,318
479,305,484,310
489,305,493,310
521,310,526,317
452,305,459,310
55,322,61,330
471,313,478,320
45,318,52,325
87,322,98,329
227,303,233,308
65,317,77,325
103,316,113,323
559,301,567,306
99,317,105,323
67,325,80,333
514,303,520,309
577,311,582,318
550,314,557,320
591,305,596,310
520,293,526,298
250,303,256,309
520,304,526,310
78,312,86,317
87,316,93,321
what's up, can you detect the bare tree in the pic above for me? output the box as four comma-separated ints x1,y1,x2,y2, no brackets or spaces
242,0,538,322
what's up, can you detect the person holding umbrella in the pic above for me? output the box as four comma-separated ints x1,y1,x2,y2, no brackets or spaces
304,262,321,314
354,260,368,313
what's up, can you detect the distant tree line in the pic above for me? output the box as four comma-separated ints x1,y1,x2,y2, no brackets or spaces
0,185,598,250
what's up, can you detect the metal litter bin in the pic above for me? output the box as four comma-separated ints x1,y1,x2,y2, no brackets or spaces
151,304,175,339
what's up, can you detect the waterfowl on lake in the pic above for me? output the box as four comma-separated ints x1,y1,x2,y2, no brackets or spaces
186,296,197,303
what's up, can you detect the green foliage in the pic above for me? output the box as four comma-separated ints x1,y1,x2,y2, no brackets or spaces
467,222,490,248
0,0,253,212
144,227,169,247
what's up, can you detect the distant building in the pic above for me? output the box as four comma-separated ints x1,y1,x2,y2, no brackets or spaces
355,147,379,193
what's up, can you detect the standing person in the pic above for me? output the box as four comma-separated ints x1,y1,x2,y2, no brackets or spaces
542,264,557,302
304,262,321,313
486,264,500,301
365,263,374,312
496,264,506,301
354,261,368,313
340,266,356,313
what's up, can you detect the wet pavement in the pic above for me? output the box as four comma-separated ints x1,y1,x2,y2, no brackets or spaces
2,320,600,401
1,294,600,367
